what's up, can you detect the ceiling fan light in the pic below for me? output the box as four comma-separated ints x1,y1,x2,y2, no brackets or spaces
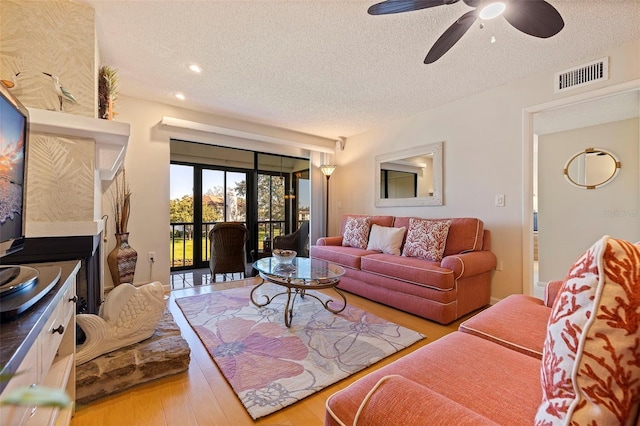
479,2,505,20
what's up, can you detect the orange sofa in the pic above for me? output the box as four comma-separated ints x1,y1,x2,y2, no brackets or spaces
325,236,640,425
310,214,497,324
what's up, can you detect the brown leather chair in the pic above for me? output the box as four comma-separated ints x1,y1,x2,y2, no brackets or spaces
208,222,249,281
273,220,310,257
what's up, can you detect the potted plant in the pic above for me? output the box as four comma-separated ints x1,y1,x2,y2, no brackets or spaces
98,65,118,120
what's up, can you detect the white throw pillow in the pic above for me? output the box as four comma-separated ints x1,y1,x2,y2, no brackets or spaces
366,224,406,255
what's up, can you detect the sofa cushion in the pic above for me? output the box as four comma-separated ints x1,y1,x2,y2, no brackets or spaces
402,218,451,262
394,217,484,256
326,332,542,425
342,216,371,249
543,280,564,307
536,236,640,425
361,253,455,291
338,375,497,426
459,294,550,359
310,245,379,270
340,214,394,235
366,224,406,255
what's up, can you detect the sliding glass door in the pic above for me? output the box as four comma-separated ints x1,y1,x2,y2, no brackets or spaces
257,172,285,249
170,163,248,270
256,154,310,250
293,169,310,227
169,164,194,269
200,168,248,267
170,141,311,271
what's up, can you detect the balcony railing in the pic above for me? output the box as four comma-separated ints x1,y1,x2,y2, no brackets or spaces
170,220,286,269
170,221,216,268
256,220,285,250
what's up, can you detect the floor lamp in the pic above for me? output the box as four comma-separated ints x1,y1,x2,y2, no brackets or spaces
320,165,336,236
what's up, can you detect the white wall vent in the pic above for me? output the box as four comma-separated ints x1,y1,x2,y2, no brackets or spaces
554,57,609,93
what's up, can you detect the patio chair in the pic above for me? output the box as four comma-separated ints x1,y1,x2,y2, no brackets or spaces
273,220,310,257
208,222,249,281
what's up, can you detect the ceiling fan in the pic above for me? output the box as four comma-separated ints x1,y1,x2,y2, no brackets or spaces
367,0,564,64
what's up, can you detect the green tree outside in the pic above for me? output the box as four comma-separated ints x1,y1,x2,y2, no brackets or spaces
258,174,284,222
170,172,290,267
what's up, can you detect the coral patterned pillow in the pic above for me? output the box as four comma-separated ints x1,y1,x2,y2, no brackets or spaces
341,216,371,249
401,218,451,262
535,236,640,425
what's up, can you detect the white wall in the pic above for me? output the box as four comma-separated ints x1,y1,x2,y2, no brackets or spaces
112,39,639,301
538,118,639,282
103,97,333,289
329,40,640,301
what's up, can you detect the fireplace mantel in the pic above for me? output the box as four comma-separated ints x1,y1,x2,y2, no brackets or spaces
27,107,130,181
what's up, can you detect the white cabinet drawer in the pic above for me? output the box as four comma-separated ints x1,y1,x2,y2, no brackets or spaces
0,261,79,426
0,340,39,426
39,304,67,381
39,281,75,382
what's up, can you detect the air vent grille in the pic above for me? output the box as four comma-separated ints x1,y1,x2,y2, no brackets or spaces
554,57,608,93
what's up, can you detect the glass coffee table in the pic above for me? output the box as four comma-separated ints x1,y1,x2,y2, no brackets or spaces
251,257,346,327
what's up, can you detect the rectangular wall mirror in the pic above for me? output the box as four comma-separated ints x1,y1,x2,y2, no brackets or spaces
375,141,443,207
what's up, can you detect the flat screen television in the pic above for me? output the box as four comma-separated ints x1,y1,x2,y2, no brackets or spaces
0,83,29,287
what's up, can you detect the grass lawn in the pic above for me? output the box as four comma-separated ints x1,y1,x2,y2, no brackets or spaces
170,229,279,267
170,239,209,267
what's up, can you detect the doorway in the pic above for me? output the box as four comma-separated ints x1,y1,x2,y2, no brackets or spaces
255,153,311,249
523,80,640,296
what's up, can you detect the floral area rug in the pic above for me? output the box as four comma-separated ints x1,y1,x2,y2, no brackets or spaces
175,284,425,419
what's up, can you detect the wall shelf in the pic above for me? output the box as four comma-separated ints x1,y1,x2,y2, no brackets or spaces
26,108,130,181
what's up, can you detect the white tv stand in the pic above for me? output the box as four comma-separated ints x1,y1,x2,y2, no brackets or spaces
0,260,80,425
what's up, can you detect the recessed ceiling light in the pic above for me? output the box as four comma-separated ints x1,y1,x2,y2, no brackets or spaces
188,64,202,73
175,93,186,101
479,2,505,20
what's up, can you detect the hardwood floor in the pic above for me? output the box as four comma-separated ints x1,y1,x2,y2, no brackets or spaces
71,277,472,426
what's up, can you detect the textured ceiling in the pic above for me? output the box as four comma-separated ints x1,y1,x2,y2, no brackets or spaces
84,0,640,139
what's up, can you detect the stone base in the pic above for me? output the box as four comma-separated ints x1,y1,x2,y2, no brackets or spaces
76,308,191,405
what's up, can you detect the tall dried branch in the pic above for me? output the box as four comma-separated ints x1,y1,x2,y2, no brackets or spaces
112,168,131,234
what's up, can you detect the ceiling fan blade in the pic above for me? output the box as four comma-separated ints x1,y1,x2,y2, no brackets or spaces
424,10,477,64
368,0,460,15
503,0,564,38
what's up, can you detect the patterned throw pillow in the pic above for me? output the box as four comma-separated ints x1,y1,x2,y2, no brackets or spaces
342,216,371,249
535,236,640,425
401,218,451,262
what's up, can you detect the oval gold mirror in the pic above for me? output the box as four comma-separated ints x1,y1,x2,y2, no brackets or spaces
563,148,621,189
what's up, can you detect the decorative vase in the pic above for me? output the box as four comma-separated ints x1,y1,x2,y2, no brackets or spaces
107,233,137,286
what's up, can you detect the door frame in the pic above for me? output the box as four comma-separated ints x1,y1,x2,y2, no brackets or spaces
170,151,310,271
170,161,253,270
521,79,640,296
